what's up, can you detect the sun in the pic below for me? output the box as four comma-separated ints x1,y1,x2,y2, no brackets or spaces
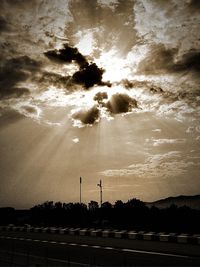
94,50,131,82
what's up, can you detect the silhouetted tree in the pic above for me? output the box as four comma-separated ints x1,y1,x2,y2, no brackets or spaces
55,202,62,209
114,200,124,209
88,201,99,210
101,202,112,209
1,197,199,233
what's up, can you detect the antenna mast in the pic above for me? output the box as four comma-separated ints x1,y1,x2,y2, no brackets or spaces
97,179,103,207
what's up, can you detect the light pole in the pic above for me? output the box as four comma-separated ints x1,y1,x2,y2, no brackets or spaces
97,179,103,207
80,177,82,204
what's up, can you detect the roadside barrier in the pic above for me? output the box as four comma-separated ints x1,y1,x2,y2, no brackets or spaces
0,225,199,245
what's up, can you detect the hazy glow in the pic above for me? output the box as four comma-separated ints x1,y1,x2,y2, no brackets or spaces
95,50,132,82
75,30,95,55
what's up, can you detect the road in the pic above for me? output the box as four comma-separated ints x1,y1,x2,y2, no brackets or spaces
0,230,199,266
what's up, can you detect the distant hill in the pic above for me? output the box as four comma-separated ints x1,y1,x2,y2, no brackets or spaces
146,195,200,210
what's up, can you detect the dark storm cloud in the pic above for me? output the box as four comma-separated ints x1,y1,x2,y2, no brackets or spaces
137,44,200,75
188,0,200,11
0,56,41,98
176,50,200,72
1,0,34,6
45,44,105,89
66,0,136,57
137,44,178,75
72,105,100,125
72,63,104,88
45,44,88,68
0,16,10,32
106,93,138,114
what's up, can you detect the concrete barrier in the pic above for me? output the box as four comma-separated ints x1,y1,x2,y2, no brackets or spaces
59,228,68,234
26,227,33,232
177,234,188,243
42,227,49,233
168,233,177,242
128,231,137,239
114,230,127,238
79,229,88,236
90,229,102,237
49,227,58,234
159,234,169,242
102,230,110,237
1,225,199,245
69,228,80,235
143,232,155,241
34,227,42,233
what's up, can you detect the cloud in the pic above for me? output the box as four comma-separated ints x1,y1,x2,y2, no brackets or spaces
16,104,41,119
67,90,140,127
44,43,88,68
0,16,10,32
196,126,200,132
67,0,137,57
152,129,161,132
36,71,71,90
188,0,200,11
72,63,104,88
119,79,164,96
186,126,200,134
93,92,108,103
186,126,195,133
72,105,100,125
0,87,30,99
136,44,178,75
100,151,198,179
0,56,41,98
45,44,105,88
0,0,71,50
137,43,200,75
72,137,79,143
151,138,186,146
176,50,200,73
106,93,138,114
98,0,118,7
135,0,200,52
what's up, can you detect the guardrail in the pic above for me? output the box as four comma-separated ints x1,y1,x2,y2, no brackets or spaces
0,225,199,245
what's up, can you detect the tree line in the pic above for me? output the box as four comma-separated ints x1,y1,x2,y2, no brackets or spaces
0,198,199,233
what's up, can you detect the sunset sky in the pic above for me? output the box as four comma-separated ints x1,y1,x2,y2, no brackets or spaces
0,0,200,208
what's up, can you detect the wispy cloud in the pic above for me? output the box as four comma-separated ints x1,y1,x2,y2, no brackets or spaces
100,151,198,179
151,138,186,146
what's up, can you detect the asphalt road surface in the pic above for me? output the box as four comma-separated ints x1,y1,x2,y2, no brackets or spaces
0,231,199,266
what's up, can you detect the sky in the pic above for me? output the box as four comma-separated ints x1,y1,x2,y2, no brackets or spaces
0,0,200,208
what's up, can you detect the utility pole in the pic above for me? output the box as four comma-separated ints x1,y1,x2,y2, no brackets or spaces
97,179,103,207
80,177,82,204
